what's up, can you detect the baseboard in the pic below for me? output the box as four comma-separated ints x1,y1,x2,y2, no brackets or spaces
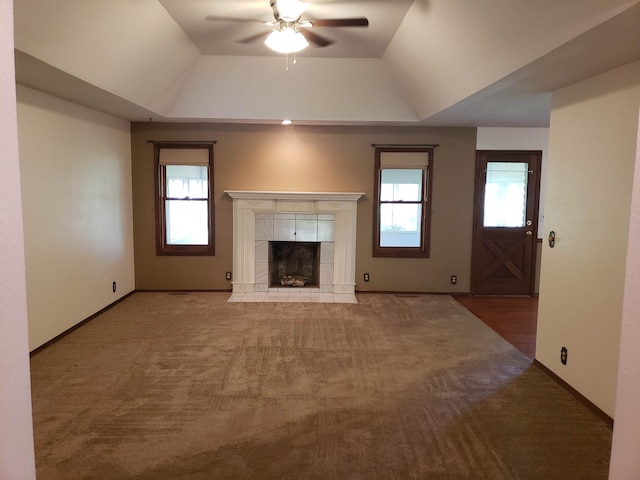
454,293,538,298
533,360,614,429
355,290,471,295
141,289,463,295
29,291,136,357
135,289,232,293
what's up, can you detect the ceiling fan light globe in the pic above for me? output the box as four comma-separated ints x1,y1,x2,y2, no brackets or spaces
265,29,309,54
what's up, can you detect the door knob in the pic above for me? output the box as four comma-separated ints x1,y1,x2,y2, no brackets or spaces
548,231,556,247
525,231,533,235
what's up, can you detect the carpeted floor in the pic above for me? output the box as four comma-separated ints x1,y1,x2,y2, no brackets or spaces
30,292,612,479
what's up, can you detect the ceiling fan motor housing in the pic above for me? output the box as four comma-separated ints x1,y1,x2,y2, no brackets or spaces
271,0,306,23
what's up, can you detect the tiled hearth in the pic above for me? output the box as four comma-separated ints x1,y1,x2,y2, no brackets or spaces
227,290,358,304
225,190,364,303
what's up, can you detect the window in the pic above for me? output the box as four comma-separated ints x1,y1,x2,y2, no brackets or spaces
154,143,215,255
373,147,433,257
483,161,528,227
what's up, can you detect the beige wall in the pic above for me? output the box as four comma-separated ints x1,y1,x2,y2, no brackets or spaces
17,86,135,351
131,123,477,292
537,60,640,416
0,1,36,476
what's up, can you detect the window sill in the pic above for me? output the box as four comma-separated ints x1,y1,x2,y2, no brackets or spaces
373,247,430,258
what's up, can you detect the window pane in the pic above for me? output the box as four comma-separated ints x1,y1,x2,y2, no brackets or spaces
483,162,528,227
166,165,208,199
380,203,422,247
166,200,208,245
380,169,422,201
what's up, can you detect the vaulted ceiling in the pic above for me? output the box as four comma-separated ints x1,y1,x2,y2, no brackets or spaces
13,0,640,126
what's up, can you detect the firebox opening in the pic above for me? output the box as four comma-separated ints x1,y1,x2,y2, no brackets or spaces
269,241,320,288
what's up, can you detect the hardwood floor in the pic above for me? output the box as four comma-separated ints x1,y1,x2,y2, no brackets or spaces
453,295,538,360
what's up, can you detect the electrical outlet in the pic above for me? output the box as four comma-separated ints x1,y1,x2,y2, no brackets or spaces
450,275,457,285
226,271,232,281
112,281,117,293
364,273,370,282
560,346,568,365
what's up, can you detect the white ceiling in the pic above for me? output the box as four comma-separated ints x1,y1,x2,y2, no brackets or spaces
158,0,414,58
12,0,640,127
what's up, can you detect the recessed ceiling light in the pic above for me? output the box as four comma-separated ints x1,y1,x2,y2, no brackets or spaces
282,119,292,125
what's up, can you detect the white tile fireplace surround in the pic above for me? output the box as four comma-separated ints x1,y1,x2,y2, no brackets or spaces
225,191,364,303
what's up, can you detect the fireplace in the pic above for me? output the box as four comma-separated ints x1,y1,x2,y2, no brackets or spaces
225,190,364,295
269,241,320,287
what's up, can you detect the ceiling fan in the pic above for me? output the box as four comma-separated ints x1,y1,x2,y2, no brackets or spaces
206,0,369,54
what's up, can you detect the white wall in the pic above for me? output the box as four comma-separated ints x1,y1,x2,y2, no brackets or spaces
609,105,640,478
0,1,36,477
384,0,635,120
14,0,200,114
17,86,135,351
537,61,640,416
167,56,417,123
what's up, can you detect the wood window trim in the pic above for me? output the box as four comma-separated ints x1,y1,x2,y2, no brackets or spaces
153,142,215,256
373,146,433,258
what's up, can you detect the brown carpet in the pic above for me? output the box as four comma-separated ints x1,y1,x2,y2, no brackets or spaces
30,293,612,479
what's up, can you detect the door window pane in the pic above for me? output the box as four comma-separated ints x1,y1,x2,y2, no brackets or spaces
483,162,528,227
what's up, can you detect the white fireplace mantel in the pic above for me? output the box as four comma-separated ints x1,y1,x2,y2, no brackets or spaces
225,190,364,202
225,190,364,294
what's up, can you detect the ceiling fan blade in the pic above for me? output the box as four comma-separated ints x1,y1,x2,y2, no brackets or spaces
205,15,268,24
236,31,271,44
309,18,369,28
299,29,334,48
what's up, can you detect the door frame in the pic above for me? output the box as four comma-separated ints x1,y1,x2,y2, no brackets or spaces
470,150,542,295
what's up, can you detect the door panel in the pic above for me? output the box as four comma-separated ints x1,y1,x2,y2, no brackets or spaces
471,151,541,295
